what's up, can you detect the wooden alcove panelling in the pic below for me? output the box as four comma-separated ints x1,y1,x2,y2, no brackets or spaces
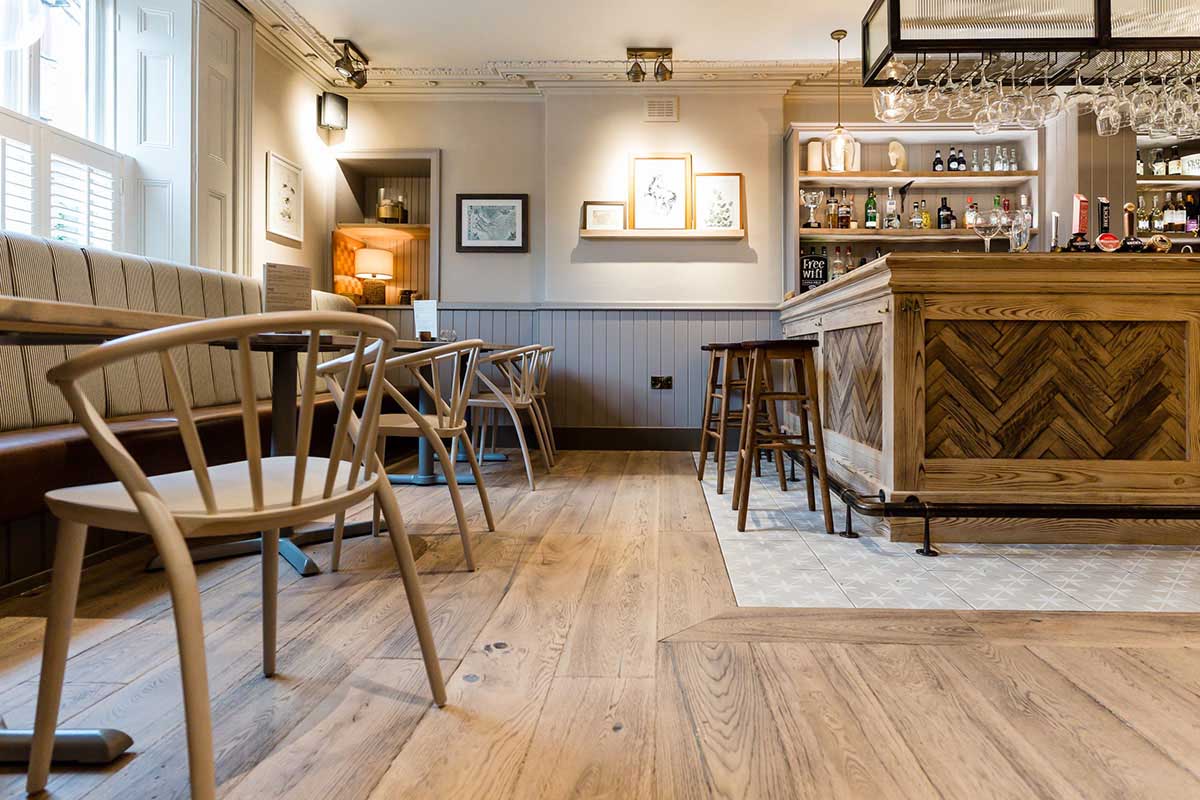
925,320,1186,460
822,323,884,450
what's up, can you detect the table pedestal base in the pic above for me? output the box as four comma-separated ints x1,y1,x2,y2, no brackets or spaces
0,727,132,765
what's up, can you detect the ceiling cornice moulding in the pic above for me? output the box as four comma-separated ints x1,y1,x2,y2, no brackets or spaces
245,0,853,94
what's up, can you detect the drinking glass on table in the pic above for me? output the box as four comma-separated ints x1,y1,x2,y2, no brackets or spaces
973,208,1003,253
438,329,458,342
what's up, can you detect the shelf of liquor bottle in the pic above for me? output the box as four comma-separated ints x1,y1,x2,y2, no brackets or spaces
796,171,1038,190
795,228,1038,243
1136,176,1200,190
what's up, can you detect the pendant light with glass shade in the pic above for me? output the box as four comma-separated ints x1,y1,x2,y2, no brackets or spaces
1,0,46,52
823,29,856,172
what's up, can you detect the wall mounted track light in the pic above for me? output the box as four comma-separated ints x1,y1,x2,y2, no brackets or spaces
332,39,370,89
626,48,673,83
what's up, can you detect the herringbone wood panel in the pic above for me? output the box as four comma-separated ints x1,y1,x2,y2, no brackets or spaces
824,324,883,449
926,320,1186,460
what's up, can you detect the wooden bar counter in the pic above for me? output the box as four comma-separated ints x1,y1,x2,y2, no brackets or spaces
779,252,1200,544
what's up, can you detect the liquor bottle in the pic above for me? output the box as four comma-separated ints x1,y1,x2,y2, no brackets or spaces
1002,196,1011,216
846,245,855,269
800,246,829,291
1136,150,1145,176
826,188,838,227
1150,194,1164,232
874,246,883,261
948,206,958,229
837,189,852,229
982,146,992,172
1049,211,1063,252
1093,197,1120,252
848,192,858,228
1186,192,1199,233
937,196,953,229
946,148,956,171
1119,203,1145,253
952,148,963,171
1169,146,1183,176
932,149,944,172
864,188,879,229
995,147,1006,172
1153,149,1167,176
909,201,923,229
965,195,978,228
1018,194,1033,230
1136,195,1151,233
831,246,846,279
883,186,900,229
1165,193,1179,233
970,149,979,171
1009,148,1019,171
920,199,932,229
1068,193,1091,252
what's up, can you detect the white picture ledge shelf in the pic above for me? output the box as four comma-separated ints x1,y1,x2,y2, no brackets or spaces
579,228,745,241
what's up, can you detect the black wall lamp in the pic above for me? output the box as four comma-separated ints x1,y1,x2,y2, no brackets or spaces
626,47,672,83
317,91,348,130
332,39,369,89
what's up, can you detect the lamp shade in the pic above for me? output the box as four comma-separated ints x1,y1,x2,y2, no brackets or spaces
354,248,393,279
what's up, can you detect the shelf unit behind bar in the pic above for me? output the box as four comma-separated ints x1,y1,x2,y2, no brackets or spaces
797,171,1037,189
795,227,1038,243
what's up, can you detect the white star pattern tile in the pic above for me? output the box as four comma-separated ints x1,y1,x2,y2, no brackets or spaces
694,453,1200,612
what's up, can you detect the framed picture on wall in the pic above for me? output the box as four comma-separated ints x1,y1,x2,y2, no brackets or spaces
629,153,691,230
694,172,745,231
266,151,304,244
582,200,626,231
456,193,529,253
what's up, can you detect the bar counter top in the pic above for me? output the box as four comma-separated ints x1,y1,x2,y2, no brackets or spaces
778,251,1200,545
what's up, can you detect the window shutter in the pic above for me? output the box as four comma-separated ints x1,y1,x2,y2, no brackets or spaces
1,135,35,234
48,152,115,249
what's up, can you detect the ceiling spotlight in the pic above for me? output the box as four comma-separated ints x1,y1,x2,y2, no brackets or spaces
626,48,672,84
332,39,369,88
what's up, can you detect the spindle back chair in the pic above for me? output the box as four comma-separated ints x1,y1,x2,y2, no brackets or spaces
470,344,554,490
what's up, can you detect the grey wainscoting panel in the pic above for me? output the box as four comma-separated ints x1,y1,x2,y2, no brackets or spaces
362,306,780,430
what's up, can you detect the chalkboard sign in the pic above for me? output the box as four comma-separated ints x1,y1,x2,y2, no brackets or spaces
800,252,828,293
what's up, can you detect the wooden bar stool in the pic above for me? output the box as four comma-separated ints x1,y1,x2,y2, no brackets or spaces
696,341,751,494
732,338,834,534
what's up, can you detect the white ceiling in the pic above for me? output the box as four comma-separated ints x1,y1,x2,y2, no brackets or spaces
277,0,869,72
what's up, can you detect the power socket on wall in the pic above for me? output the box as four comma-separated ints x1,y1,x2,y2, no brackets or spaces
651,375,673,390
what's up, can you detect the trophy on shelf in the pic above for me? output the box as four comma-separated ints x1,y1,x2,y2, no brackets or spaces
801,190,824,228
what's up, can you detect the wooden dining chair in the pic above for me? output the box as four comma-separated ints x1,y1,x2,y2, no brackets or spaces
328,339,495,573
25,312,445,800
469,344,553,491
532,345,558,459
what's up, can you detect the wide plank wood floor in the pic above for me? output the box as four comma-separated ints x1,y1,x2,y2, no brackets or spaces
2,450,1199,798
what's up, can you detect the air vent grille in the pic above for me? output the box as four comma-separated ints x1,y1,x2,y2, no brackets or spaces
643,96,679,122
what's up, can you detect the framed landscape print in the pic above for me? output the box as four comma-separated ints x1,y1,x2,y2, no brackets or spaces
266,151,303,243
629,153,691,230
582,200,626,231
456,194,529,253
694,172,745,231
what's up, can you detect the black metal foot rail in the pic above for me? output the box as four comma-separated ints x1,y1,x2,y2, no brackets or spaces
783,451,1200,557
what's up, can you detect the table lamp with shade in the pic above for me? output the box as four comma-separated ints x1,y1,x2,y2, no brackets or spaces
355,248,393,305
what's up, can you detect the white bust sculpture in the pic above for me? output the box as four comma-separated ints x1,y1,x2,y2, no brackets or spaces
888,141,908,172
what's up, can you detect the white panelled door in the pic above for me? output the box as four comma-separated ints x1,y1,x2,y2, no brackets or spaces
195,0,252,274
114,0,193,263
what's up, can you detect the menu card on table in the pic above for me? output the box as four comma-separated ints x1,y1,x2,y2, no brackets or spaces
413,300,438,340
263,263,311,312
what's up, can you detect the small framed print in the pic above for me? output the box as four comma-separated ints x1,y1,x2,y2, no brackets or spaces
456,193,529,253
582,200,626,231
266,151,303,243
694,172,745,231
629,153,692,230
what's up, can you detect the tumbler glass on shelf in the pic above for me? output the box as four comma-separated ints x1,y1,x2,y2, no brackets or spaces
1005,213,1032,252
973,208,1004,253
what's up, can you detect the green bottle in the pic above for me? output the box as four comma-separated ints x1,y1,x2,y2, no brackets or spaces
864,188,879,229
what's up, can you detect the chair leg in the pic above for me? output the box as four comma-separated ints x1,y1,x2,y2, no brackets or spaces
537,397,557,456
375,480,447,707
490,407,499,452
374,438,386,537
459,431,495,532
528,401,555,469
262,528,278,677
795,359,817,512
26,520,88,795
508,405,537,491
737,354,763,531
697,351,717,482
146,501,217,800
428,434,476,571
715,352,735,494
803,353,836,535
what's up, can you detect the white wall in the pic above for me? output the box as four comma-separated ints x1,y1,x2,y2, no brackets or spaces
337,99,546,303
545,92,784,305
250,41,333,283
